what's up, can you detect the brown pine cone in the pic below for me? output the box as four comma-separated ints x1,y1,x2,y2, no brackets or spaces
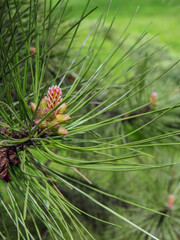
0,148,9,179
8,148,20,165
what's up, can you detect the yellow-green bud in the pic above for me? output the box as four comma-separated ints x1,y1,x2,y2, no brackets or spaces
57,103,67,114
36,108,45,119
35,119,47,129
46,111,56,121
39,96,47,109
30,102,37,112
57,126,68,135
47,120,59,128
56,114,70,123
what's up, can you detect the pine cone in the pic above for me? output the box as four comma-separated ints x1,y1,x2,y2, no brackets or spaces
30,86,70,135
47,85,62,109
0,148,9,180
8,148,20,165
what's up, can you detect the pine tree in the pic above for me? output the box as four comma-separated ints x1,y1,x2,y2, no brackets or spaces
0,0,179,239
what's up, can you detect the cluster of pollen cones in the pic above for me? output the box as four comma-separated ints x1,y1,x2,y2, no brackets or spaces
30,86,70,135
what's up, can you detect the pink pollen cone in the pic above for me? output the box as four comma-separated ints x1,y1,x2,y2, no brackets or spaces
168,194,174,209
47,85,62,109
151,92,157,100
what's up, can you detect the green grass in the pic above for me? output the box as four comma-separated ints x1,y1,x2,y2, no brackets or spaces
70,0,180,16
68,0,180,53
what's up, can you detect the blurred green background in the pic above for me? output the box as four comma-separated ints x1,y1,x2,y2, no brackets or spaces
69,0,180,53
